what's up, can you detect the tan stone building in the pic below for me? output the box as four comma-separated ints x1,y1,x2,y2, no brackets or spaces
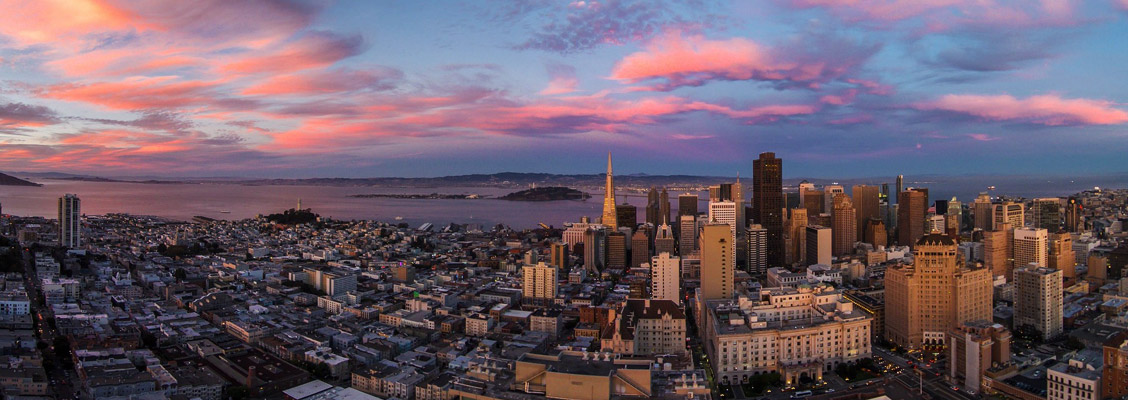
521,262,558,302
948,320,1011,393
1013,265,1063,340
701,285,872,386
700,223,734,301
510,351,653,399
885,234,993,349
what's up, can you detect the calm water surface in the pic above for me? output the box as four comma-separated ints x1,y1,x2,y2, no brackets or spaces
0,176,1124,229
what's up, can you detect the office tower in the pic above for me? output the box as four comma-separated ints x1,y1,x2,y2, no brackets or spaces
1013,228,1048,269
746,224,767,275
650,252,681,303
1049,233,1075,279
700,223,734,300
945,214,960,237
993,201,1024,230
897,189,927,247
895,175,904,199
947,321,1012,393
752,152,783,267
659,188,671,225
58,194,81,248
883,203,897,244
881,183,890,203
646,188,660,228
853,185,880,240
601,152,618,229
805,225,832,266
630,230,650,268
549,242,570,269
606,232,626,270
1032,198,1062,231
654,223,676,256
798,181,814,204
885,234,993,349
935,199,949,216
616,203,637,232
983,226,1010,278
1013,265,1063,340
864,219,887,248
678,193,698,219
948,197,963,231
708,201,738,257
803,189,825,219
787,208,808,265
1064,197,1081,232
583,228,605,272
822,185,844,215
678,215,697,256
832,194,857,257
973,193,993,231
927,215,946,233
522,262,558,302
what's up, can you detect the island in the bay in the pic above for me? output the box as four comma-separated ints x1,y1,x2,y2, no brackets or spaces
348,193,485,199
499,186,589,201
0,172,42,187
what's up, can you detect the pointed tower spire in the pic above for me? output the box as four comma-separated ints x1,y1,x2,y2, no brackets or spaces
601,152,618,229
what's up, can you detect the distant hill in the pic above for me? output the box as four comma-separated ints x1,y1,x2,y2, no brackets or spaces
0,173,41,187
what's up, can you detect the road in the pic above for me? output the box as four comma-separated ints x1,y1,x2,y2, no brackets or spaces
22,248,78,399
873,347,977,400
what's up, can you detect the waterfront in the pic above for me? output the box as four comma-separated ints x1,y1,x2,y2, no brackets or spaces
0,175,1125,228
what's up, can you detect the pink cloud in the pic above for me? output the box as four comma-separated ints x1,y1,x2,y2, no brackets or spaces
671,134,716,140
966,133,999,141
915,94,1128,125
40,76,255,111
242,67,403,96
609,31,872,91
222,32,365,75
540,64,579,95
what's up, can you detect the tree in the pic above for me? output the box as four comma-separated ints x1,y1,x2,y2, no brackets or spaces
174,268,187,282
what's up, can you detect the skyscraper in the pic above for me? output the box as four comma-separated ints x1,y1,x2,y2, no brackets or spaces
654,223,676,256
853,185,880,240
58,194,81,248
973,193,993,231
983,225,1011,278
864,219,887,248
549,242,569,269
1049,232,1075,279
645,188,660,228
1032,198,1062,231
659,188,671,225
746,224,767,276
885,234,993,349
752,152,783,267
700,223,734,300
678,215,697,256
708,200,738,257
948,197,963,232
787,207,808,265
832,194,857,257
616,203,636,232
678,193,698,219
895,174,904,201
897,189,927,247
1013,227,1048,269
606,231,627,270
1063,197,1081,232
651,252,681,303
630,230,650,268
805,225,832,266
993,202,1024,230
601,152,617,229
1013,265,1063,340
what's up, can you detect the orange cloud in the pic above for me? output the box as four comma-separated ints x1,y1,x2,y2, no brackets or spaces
222,32,364,75
915,94,1128,125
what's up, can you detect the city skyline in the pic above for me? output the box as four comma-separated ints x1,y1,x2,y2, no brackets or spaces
1,1,1127,178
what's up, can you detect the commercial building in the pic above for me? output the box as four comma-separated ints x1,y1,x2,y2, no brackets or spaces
831,194,857,257
947,320,1012,393
1013,265,1063,340
650,252,680,303
1013,228,1048,271
746,224,767,276
1048,350,1102,400
601,299,687,356
752,152,784,267
804,225,831,266
700,223,734,301
885,234,993,349
897,189,927,247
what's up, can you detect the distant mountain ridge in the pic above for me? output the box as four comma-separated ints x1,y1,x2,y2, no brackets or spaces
0,172,41,186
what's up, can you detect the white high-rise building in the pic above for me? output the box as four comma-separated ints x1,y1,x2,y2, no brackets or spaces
1014,264,1063,340
709,201,738,256
746,224,767,275
1013,227,1048,269
58,194,81,248
650,253,681,303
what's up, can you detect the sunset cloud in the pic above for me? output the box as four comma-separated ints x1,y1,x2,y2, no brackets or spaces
915,94,1128,125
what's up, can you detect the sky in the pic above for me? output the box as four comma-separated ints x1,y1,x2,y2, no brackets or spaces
1,0,1127,178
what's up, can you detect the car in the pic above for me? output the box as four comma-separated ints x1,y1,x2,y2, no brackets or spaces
826,388,836,393
952,386,960,391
